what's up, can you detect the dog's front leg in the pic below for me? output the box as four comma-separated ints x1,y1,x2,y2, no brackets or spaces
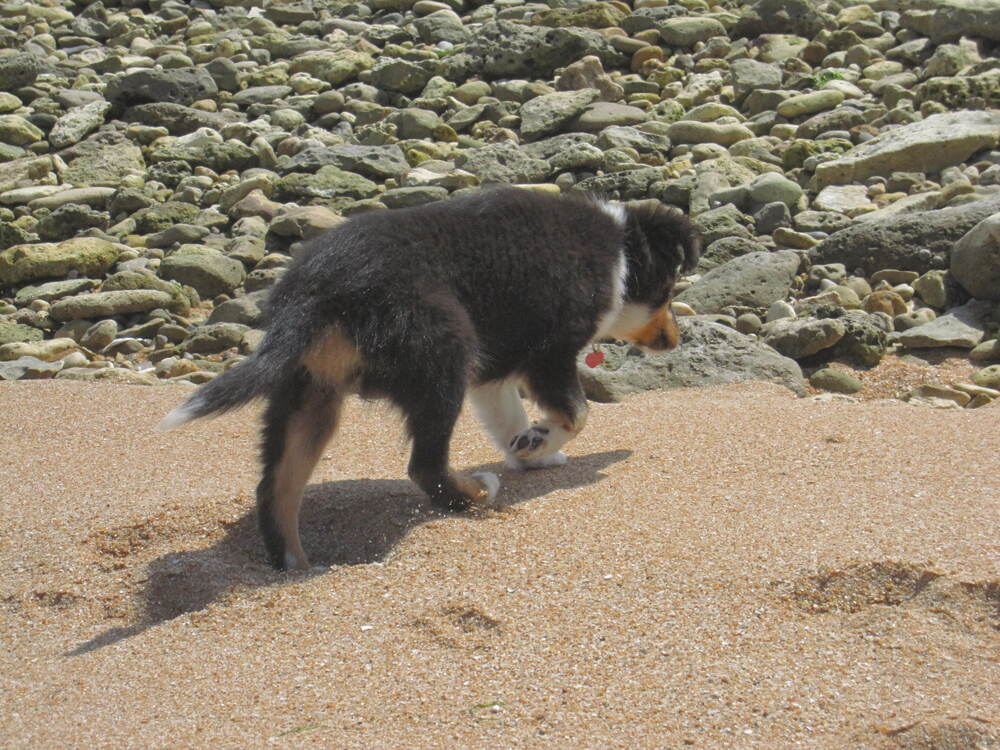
510,358,589,462
469,379,567,470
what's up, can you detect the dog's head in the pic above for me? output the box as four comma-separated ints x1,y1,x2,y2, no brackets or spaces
616,201,701,352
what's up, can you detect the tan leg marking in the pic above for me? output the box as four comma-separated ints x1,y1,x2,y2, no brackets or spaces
302,324,364,390
272,388,343,570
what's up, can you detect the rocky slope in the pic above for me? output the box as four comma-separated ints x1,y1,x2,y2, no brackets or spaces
0,0,999,408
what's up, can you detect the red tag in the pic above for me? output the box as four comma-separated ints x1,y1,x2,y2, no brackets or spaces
585,351,605,368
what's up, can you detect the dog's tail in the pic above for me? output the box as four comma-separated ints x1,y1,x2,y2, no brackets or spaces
155,304,318,432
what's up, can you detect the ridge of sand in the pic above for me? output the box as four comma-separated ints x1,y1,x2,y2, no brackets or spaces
1,380,997,749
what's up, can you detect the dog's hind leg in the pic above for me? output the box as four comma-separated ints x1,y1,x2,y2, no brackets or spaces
510,355,589,462
401,376,499,512
258,370,342,570
469,380,567,470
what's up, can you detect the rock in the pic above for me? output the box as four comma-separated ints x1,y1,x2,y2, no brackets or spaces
159,246,246,298
105,67,219,108
455,142,550,185
61,140,146,187
950,213,1000,301
895,299,992,349
732,0,833,39
810,307,889,366
970,339,1000,363
55,366,158,386
862,291,908,316
48,101,111,149
675,250,802,314
578,318,805,402
48,290,175,322
0,115,44,146
380,186,449,208
0,52,44,92
667,120,754,147
80,319,118,350
926,0,1000,43
0,356,63,381
809,368,863,394
776,90,844,119
281,145,409,179
35,204,109,242
973,365,1000,389
207,291,269,326
14,279,99,306
761,317,846,359
659,17,727,48
519,89,599,141
269,206,345,240
905,383,972,407
275,166,380,203
414,9,468,44
463,21,624,80
915,70,1000,110
810,195,1000,274
369,58,433,96
813,185,873,215
747,173,802,208
0,337,79,362
0,321,44,345
729,59,783,105
0,238,119,285
697,237,767,272
813,111,1000,189
181,322,250,354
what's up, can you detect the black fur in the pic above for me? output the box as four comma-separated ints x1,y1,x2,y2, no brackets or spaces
162,188,700,569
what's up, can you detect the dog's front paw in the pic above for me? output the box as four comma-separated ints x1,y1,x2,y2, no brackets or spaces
509,424,552,459
505,450,568,471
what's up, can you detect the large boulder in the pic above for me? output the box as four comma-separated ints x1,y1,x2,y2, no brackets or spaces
159,246,246,298
104,67,219,109
950,213,1000,301
461,21,625,79
925,0,1000,43
895,299,992,349
810,195,1000,275
731,0,834,39
0,238,119,286
675,250,802,314
813,111,1000,189
578,317,806,401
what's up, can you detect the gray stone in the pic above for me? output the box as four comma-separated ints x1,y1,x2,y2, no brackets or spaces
207,291,269,326
729,59,783,104
667,120,754,147
809,368,863,394
105,67,219,108
181,322,250,354
573,167,666,201
159,246,246,298
48,101,111,149
747,172,803,208
895,299,992,349
950,213,1000,301
61,141,146,187
811,308,889,366
520,89,599,141
462,21,624,80
80,319,118,350
0,356,62,381
414,9,468,44
0,53,44,93
275,166,380,202
0,321,44,345
658,16,727,48
0,238,119,285
810,195,1000,274
35,204,109,242
761,317,846,359
369,57,433,96
926,0,1000,43
732,0,833,39
697,237,767,273
455,142,550,185
282,144,409,180
380,186,449,209
124,102,235,135
675,250,802,314
13,279,98,306
49,290,175,322
814,111,1000,189
0,116,44,146
578,317,805,401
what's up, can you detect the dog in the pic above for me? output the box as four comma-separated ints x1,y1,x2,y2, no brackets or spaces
158,188,700,570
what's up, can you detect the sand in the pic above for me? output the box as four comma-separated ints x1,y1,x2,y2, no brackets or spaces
1,379,997,749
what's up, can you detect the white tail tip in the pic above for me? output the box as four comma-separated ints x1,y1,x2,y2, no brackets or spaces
155,402,199,432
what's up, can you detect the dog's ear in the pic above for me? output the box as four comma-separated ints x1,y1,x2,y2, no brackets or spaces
626,201,701,275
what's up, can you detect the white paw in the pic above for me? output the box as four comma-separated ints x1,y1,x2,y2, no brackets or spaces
505,450,568,471
471,471,500,501
509,424,552,459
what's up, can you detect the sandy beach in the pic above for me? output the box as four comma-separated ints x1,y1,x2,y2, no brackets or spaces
1,380,997,749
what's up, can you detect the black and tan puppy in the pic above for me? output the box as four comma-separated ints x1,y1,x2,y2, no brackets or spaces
159,188,700,570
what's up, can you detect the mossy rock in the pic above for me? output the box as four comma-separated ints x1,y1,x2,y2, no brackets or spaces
782,138,853,171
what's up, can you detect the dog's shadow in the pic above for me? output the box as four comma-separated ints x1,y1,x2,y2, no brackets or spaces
67,449,630,656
